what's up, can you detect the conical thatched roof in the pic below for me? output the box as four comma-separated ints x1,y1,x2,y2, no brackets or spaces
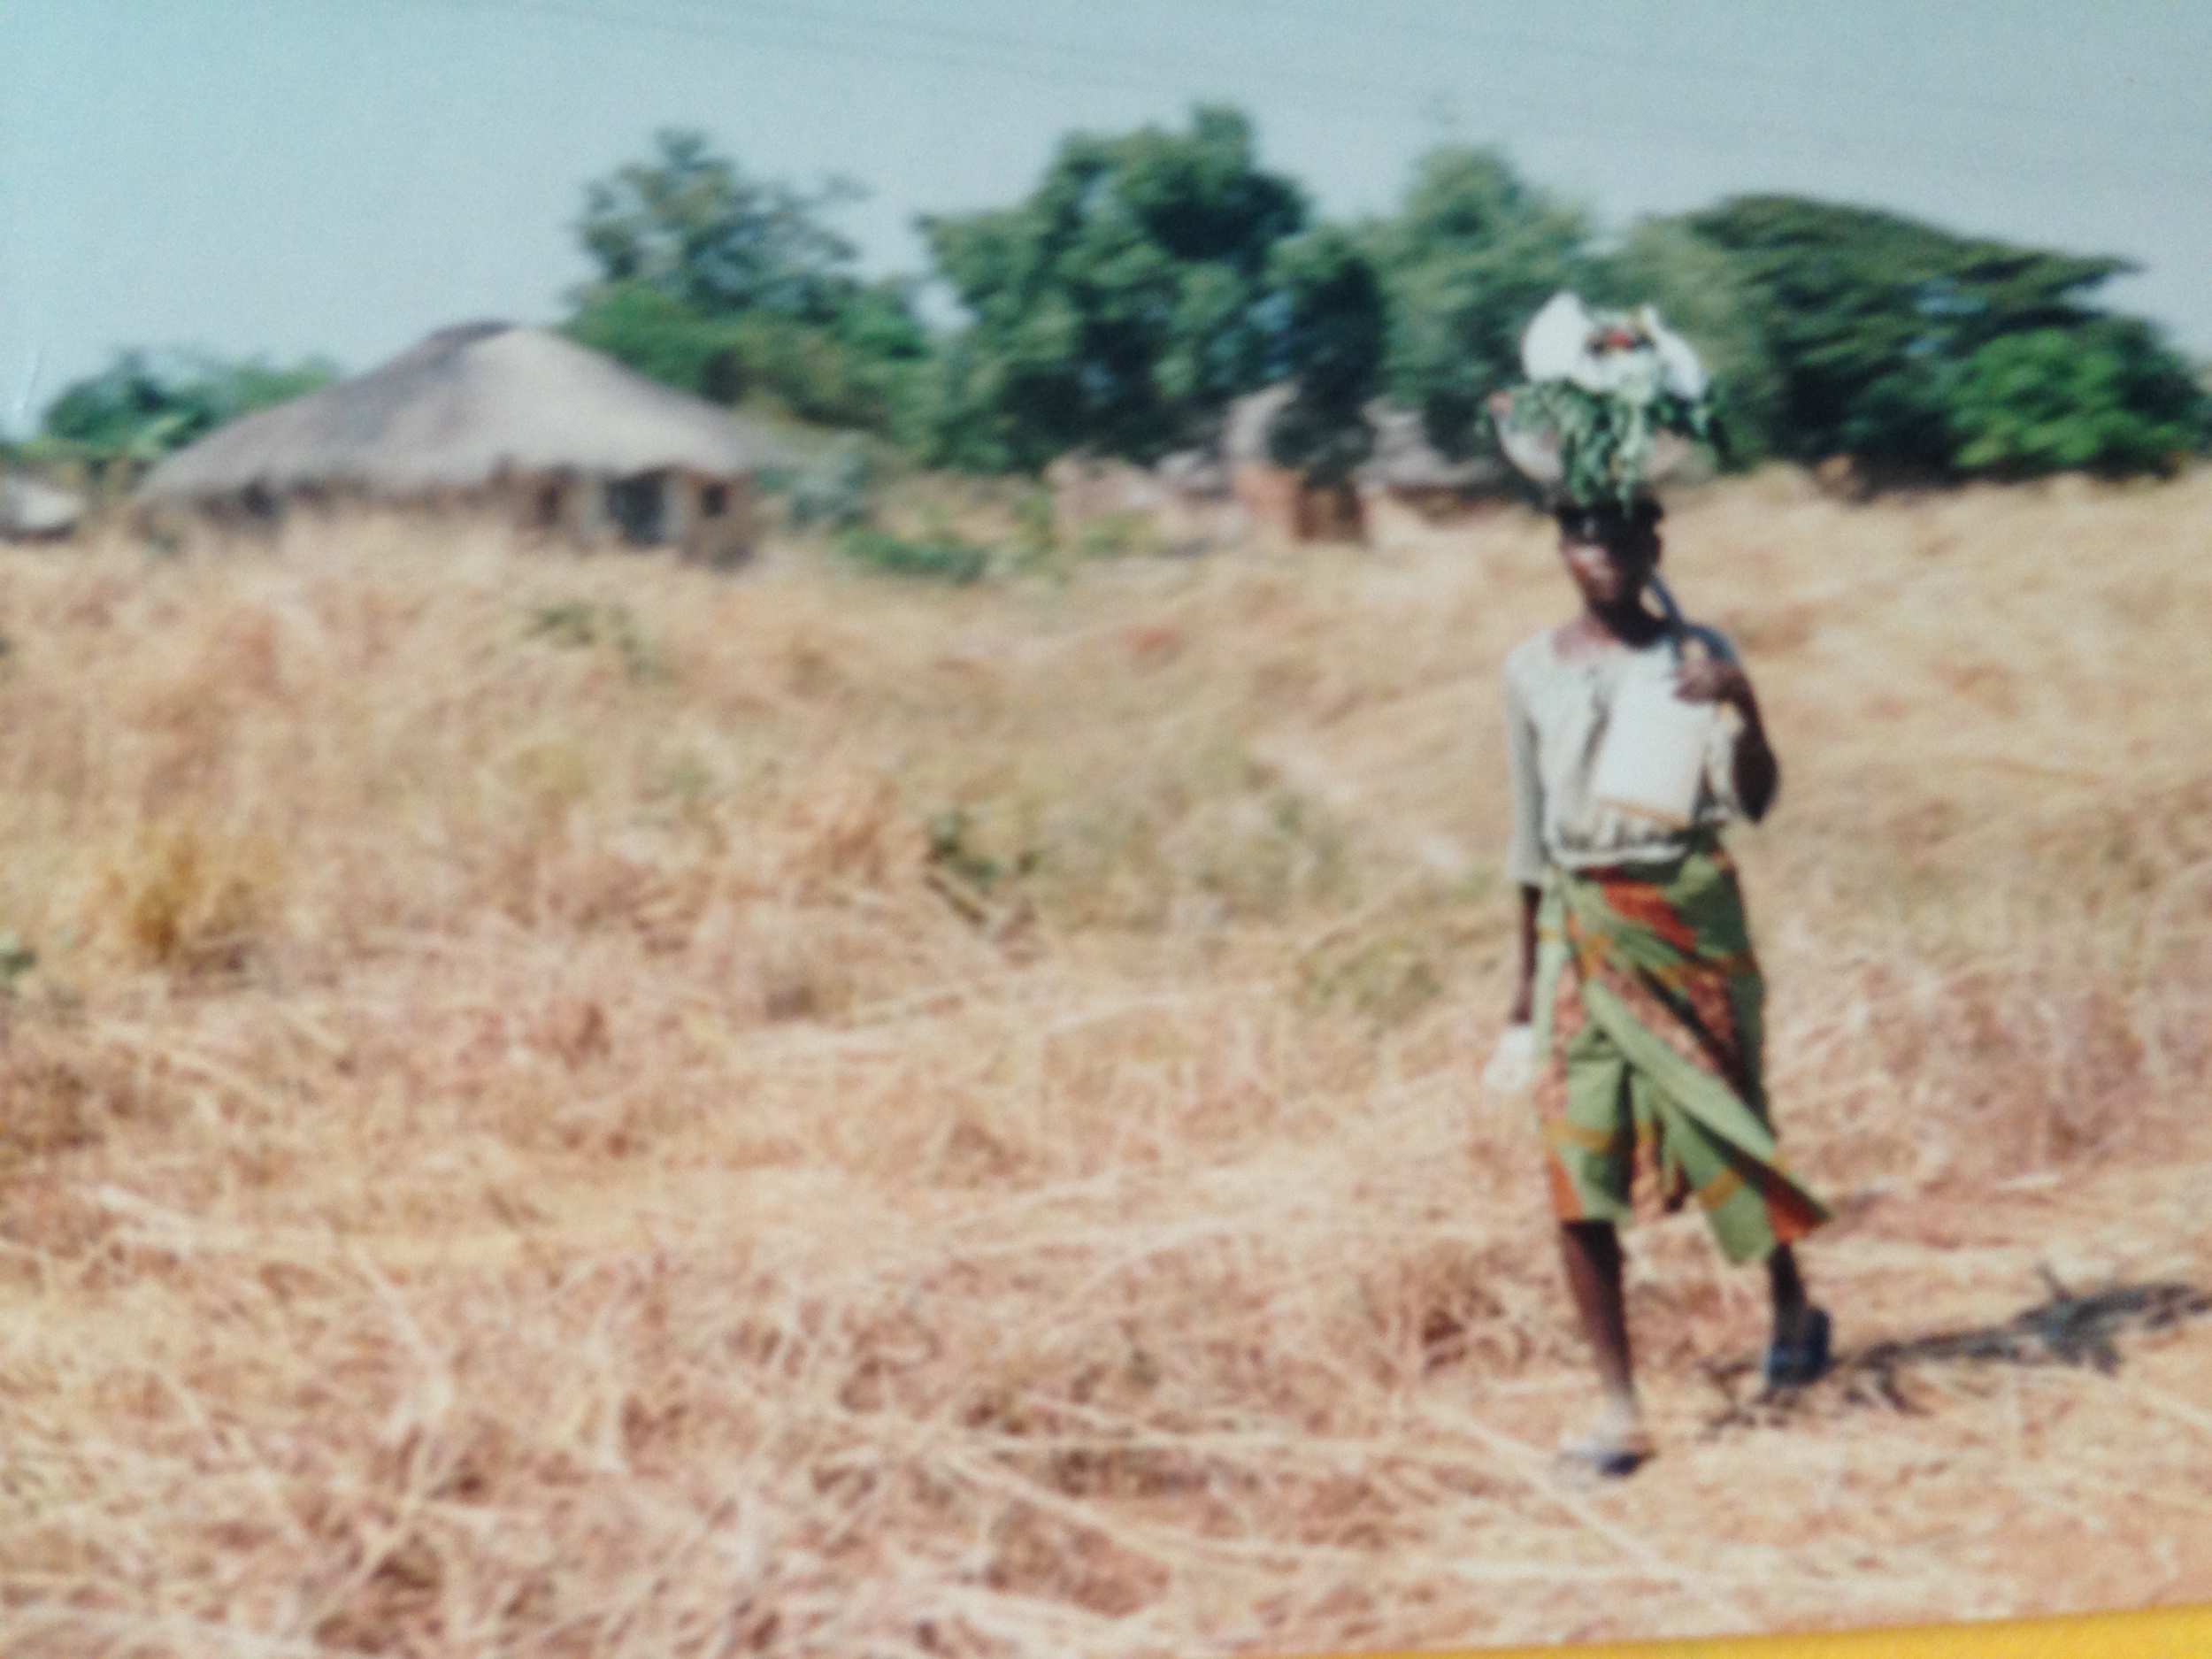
139,322,767,503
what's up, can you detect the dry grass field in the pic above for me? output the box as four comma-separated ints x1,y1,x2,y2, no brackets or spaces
4,467,2210,1658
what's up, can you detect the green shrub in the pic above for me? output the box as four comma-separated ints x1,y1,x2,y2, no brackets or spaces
834,528,990,585
39,351,339,475
787,435,874,530
1947,321,2208,478
1074,511,1161,559
524,601,670,683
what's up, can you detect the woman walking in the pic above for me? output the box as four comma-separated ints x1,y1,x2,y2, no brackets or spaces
1501,494,1832,1477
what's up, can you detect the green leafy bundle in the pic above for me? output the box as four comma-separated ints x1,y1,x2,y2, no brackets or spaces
1494,294,1715,510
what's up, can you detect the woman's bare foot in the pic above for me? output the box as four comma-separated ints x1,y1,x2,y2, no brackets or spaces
1558,1399,1655,1478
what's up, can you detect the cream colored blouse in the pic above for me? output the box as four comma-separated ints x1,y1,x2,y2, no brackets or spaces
1502,624,1743,888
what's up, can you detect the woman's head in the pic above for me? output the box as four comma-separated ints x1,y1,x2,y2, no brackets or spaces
1555,497,1663,614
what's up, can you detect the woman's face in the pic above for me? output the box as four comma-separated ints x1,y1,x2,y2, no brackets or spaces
1560,528,1658,612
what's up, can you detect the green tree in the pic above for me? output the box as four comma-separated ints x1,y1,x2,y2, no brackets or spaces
566,278,927,431
39,350,337,472
1947,319,2207,477
577,127,862,323
921,106,1307,472
565,284,748,401
1369,148,1590,461
566,129,929,435
1678,196,2162,473
1261,227,1387,486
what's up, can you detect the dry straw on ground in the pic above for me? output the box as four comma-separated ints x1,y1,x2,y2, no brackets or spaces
4,471,2210,1657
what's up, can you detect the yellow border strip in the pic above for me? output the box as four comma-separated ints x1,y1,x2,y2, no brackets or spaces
1306,1602,2212,1659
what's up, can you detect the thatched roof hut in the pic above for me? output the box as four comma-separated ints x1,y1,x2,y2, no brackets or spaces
1060,386,1525,552
138,322,773,563
1220,386,1518,543
1220,384,1363,544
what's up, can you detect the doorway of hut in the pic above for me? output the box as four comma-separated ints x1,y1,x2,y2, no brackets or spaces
606,471,671,547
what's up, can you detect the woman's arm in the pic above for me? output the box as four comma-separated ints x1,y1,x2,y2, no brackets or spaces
1675,657,1780,822
1503,672,1548,1021
1509,882,1540,1025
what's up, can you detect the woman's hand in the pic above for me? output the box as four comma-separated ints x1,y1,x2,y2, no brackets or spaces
1672,657,1754,712
1674,658,1780,821
1483,1022,1538,1096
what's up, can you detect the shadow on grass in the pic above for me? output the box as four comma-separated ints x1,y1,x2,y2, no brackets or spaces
1702,1271,2212,1428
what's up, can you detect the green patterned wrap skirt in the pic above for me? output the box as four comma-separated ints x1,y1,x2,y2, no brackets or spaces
1532,838,1829,1263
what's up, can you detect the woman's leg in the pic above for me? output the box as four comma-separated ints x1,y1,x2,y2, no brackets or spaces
1558,1219,1640,1426
1762,1241,1833,1389
1767,1243,1815,1344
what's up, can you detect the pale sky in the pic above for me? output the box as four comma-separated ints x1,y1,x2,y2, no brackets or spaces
4,0,2208,434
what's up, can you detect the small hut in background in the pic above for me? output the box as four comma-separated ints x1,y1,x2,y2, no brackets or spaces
136,322,772,565
1222,388,1512,547
1224,385,1365,545
1353,405,1511,541
1043,450,1243,554
1044,386,1517,555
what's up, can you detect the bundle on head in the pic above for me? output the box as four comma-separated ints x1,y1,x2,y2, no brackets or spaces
1493,293,1713,512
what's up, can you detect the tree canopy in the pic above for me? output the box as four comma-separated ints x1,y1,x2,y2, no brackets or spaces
1259,227,1387,486
37,351,338,472
920,106,1309,472
1671,196,2200,475
1369,149,1590,463
559,119,2203,488
576,128,864,325
566,128,929,436
1947,318,2208,478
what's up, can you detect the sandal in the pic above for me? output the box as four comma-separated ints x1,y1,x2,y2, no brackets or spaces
1763,1306,1833,1390
1556,1422,1655,1479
